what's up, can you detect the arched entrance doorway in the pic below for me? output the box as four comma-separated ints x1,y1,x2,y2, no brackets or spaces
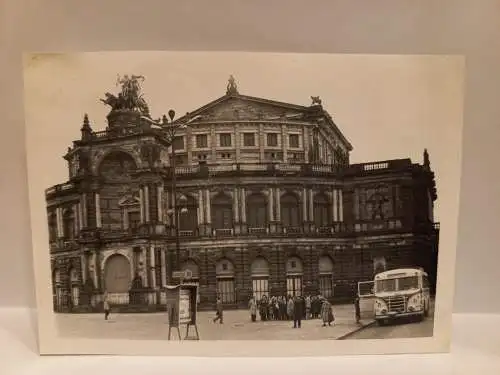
216,258,236,304
286,256,303,297
250,257,270,302
318,256,334,298
104,254,132,305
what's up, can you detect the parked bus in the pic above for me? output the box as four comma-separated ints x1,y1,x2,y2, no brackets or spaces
358,268,431,326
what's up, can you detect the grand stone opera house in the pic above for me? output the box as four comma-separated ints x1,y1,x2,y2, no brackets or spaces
47,76,439,312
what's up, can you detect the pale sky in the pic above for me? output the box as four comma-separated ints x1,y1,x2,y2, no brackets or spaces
23,52,466,222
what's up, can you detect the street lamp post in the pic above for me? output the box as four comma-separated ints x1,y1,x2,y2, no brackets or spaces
167,194,188,284
144,110,186,284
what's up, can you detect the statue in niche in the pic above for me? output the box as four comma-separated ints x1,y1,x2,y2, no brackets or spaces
140,142,162,169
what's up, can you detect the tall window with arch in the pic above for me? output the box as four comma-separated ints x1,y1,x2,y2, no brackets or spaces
246,193,268,230
62,208,75,240
313,193,331,228
281,193,301,228
216,259,236,304
250,256,270,302
211,193,233,230
48,211,58,242
318,256,334,298
179,195,198,233
181,260,200,304
286,256,303,297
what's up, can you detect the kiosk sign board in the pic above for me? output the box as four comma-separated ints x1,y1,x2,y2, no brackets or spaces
165,282,199,340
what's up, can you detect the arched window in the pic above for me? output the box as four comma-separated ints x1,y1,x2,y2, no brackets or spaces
250,257,270,302
246,193,268,229
179,195,198,232
216,258,236,304
318,256,334,298
286,256,303,297
181,260,200,303
48,211,57,242
314,194,330,228
104,254,132,305
211,193,233,230
98,151,137,182
63,208,75,240
281,193,301,227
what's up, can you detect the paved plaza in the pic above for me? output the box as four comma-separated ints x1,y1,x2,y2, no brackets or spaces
56,303,373,341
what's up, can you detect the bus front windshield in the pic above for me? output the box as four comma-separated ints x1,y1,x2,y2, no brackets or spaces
375,276,420,293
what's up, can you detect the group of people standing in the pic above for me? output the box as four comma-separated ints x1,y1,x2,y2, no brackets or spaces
248,294,335,328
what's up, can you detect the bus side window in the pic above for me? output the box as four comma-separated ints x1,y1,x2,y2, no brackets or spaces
423,277,429,289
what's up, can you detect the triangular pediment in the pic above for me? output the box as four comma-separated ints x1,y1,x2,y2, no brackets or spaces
178,94,312,123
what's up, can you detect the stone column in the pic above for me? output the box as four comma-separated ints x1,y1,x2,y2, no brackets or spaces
197,189,204,224
302,187,308,224
81,253,87,283
259,123,265,161
235,124,241,161
78,198,84,229
73,204,79,236
268,186,275,233
339,189,344,222
233,186,240,233
160,249,167,287
157,184,163,223
281,124,288,161
240,187,247,233
139,187,145,224
149,246,156,289
56,207,63,238
123,207,129,229
92,251,99,290
144,185,150,223
95,193,102,228
303,127,310,163
204,189,211,235
274,187,281,232
333,188,338,222
308,188,314,225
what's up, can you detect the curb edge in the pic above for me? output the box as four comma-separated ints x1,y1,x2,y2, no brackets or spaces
336,320,376,340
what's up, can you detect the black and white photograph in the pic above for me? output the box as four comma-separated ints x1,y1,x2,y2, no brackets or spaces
23,51,464,356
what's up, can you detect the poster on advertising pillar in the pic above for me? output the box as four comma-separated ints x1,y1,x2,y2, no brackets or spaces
24,51,464,357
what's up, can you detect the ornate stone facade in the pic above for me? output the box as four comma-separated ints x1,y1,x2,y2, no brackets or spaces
47,76,439,312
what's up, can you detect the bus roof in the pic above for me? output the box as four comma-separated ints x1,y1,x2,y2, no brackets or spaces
375,268,427,279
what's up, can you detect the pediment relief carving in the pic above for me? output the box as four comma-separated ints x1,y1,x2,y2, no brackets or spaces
191,97,306,122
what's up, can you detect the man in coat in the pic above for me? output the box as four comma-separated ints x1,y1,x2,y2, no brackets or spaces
293,295,305,328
